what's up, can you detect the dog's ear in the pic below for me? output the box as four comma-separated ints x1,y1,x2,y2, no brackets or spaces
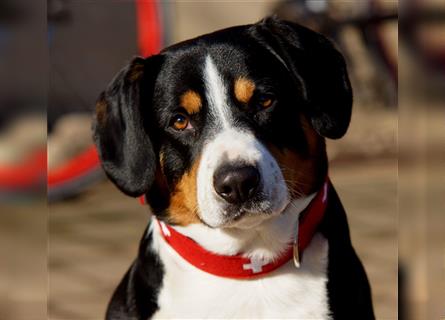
253,17,352,139
93,55,163,196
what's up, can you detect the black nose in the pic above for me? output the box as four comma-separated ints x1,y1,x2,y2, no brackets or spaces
213,164,260,204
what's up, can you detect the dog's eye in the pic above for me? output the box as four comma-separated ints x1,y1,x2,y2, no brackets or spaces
171,113,192,131
258,95,275,110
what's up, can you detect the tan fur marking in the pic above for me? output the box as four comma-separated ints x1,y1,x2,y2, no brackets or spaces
159,151,165,171
180,90,202,114
128,62,144,82
95,98,108,125
268,115,326,197
300,115,320,152
168,157,201,225
234,77,255,104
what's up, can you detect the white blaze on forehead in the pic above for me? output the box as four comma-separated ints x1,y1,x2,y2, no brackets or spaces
197,54,289,228
204,55,231,129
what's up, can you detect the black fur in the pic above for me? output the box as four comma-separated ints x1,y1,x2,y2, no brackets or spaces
93,56,163,196
93,17,352,202
320,183,375,319
93,17,373,320
252,17,353,139
106,226,164,320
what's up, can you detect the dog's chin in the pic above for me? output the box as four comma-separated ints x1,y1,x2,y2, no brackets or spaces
203,199,291,230
202,191,321,230
224,213,273,229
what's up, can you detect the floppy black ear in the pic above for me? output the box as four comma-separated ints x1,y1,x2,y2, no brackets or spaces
93,56,163,196
253,17,352,139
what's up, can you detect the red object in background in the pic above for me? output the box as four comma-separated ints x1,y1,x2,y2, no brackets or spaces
136,0,163,57
0,1,164,199
0,149,46,191
46,1,163,200
47,145,101,188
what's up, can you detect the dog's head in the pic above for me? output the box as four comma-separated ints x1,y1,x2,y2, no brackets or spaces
93,17,352,229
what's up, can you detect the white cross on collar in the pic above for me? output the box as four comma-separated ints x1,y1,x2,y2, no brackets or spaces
243,256,268,273
159,221,171,237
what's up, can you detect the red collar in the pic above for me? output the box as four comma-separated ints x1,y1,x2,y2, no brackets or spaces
156,179,329,279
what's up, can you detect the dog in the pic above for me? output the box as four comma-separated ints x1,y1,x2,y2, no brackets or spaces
93,17,375,319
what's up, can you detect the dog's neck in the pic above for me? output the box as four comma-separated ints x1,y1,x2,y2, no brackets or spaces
171,194,316,262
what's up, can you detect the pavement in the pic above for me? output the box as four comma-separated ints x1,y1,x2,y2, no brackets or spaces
0,201,47,320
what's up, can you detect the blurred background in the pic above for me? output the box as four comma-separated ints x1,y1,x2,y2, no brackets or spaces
0,0,443,319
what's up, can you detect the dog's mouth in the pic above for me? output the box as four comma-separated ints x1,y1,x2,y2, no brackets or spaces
214,197,292,229
222,192,317,229
220,211,270,229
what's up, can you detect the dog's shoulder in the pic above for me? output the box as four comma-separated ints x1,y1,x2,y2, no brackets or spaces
106,226,164,320
322,185,375,319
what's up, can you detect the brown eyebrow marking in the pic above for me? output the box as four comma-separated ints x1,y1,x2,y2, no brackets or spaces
266,115,326,197
95,95,108,125
128,62,144,82
180,90,202,114
234,77,255,104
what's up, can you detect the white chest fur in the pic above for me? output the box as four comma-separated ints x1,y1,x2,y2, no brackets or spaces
151,228,331,319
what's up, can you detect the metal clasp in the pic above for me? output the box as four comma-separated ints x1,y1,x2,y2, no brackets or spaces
293,229,301,268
